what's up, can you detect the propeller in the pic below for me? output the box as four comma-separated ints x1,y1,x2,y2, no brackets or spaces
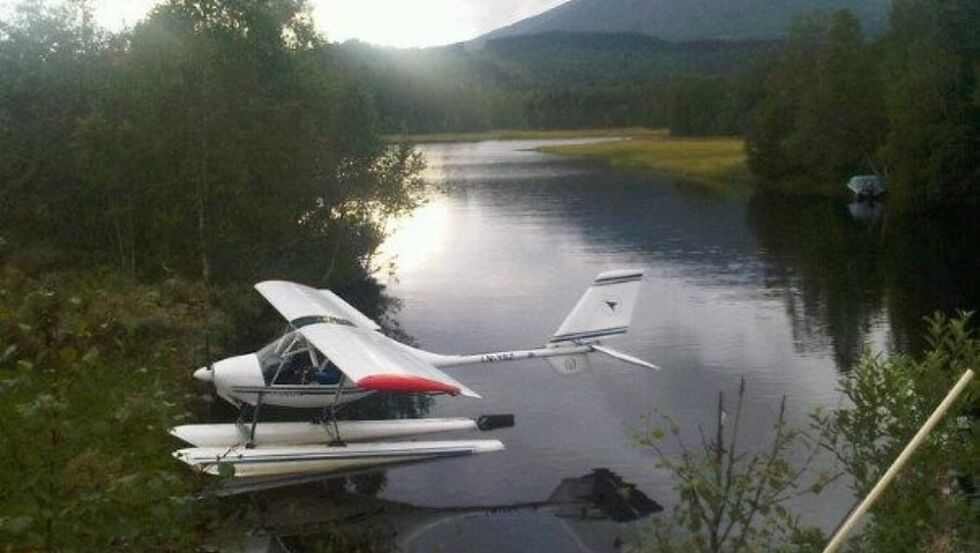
590,345,660,371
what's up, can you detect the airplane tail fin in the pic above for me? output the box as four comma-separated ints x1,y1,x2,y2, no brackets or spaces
549,269,644,345
546,269,655,375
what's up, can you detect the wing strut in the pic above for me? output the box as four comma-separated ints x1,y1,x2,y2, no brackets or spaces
325,375,347,446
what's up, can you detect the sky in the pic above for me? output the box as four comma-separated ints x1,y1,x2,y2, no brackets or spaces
53,0,568,48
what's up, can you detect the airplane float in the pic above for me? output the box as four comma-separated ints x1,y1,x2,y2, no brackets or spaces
170,269,658,478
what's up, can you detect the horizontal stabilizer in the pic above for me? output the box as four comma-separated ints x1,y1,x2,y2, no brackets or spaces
591,345,660,370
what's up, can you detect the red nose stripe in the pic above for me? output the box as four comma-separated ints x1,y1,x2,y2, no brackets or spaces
357,375,460,395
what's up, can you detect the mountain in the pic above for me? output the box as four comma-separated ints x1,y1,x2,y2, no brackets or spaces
483,0,890,42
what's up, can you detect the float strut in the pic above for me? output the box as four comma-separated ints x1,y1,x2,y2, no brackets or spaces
235,403,249,444
327,376,346,446
246,393,263,449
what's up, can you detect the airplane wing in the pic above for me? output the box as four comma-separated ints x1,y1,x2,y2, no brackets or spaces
255,281,381,331
298,323,481,398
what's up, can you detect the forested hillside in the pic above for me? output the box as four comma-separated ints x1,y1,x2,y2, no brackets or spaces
336,33,775,133
484,0,890,41
345,1,980,210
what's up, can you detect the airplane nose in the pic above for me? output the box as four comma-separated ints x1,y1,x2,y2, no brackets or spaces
193,366,213,383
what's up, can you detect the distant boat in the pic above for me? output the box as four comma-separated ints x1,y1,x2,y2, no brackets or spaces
847,175,884,200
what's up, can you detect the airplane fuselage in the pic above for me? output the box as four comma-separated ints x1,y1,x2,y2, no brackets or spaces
197,353,375,409
195,342,596,409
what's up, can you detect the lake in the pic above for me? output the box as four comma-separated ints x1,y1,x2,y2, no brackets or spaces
255,138,979,552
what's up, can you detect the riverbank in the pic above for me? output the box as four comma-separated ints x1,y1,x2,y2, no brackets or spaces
536,134,751,191
384,127,664,144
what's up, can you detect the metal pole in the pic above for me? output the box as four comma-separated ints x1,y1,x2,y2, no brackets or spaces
822,369,975,553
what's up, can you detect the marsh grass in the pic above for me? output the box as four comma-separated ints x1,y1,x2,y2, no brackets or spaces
538,134,751,192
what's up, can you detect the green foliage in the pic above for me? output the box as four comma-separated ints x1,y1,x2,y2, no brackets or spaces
639,315,979,553
634,379,834,552
0,260,227,549
0,2,429,547
812,312,979,552
745,2,980,208
665,76,739,137
878,0,980,207
746,10,886,192
0,0,425,285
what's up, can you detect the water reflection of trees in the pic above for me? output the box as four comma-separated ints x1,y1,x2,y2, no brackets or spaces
747,194,979,369
878,211,979,355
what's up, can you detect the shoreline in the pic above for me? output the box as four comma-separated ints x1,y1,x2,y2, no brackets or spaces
388,128,752,192
383,127,663,144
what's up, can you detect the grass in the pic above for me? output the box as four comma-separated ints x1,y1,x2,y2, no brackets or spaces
536,134,752,192
383,127,664,144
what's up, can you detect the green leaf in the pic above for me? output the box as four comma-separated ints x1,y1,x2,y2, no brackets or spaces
0,515,34,534
58,347,78,364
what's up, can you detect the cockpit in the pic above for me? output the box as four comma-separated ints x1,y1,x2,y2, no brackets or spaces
256,330,343,386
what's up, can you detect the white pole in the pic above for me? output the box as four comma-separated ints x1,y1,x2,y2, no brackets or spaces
822,369,975,553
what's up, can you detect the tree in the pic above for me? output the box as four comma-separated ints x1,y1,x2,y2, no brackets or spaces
879,0,980,207
790,10,886,183
1,0,426,285
746,10,886,192
745,1,980,207
0,0,104,251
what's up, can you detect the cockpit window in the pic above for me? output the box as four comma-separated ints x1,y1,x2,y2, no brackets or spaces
256,331,343,386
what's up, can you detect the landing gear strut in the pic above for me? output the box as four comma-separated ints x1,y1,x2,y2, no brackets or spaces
323,376,347,447
235,392,264,449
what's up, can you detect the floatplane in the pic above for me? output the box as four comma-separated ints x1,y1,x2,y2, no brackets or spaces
171,269,657,478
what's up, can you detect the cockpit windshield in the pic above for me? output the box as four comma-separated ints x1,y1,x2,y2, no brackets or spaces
256,331,342,386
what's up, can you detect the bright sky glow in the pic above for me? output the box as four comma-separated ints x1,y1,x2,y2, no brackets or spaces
314,0,567,47
13,0,570,48
89,0,159,29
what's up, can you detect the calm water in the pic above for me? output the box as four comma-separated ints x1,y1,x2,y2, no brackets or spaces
254,139,979,552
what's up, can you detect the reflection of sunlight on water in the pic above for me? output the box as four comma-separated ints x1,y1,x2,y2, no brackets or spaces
374,195,450,280
420,160,447,182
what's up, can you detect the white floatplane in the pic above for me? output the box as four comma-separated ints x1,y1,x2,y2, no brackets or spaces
171,269,657,477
